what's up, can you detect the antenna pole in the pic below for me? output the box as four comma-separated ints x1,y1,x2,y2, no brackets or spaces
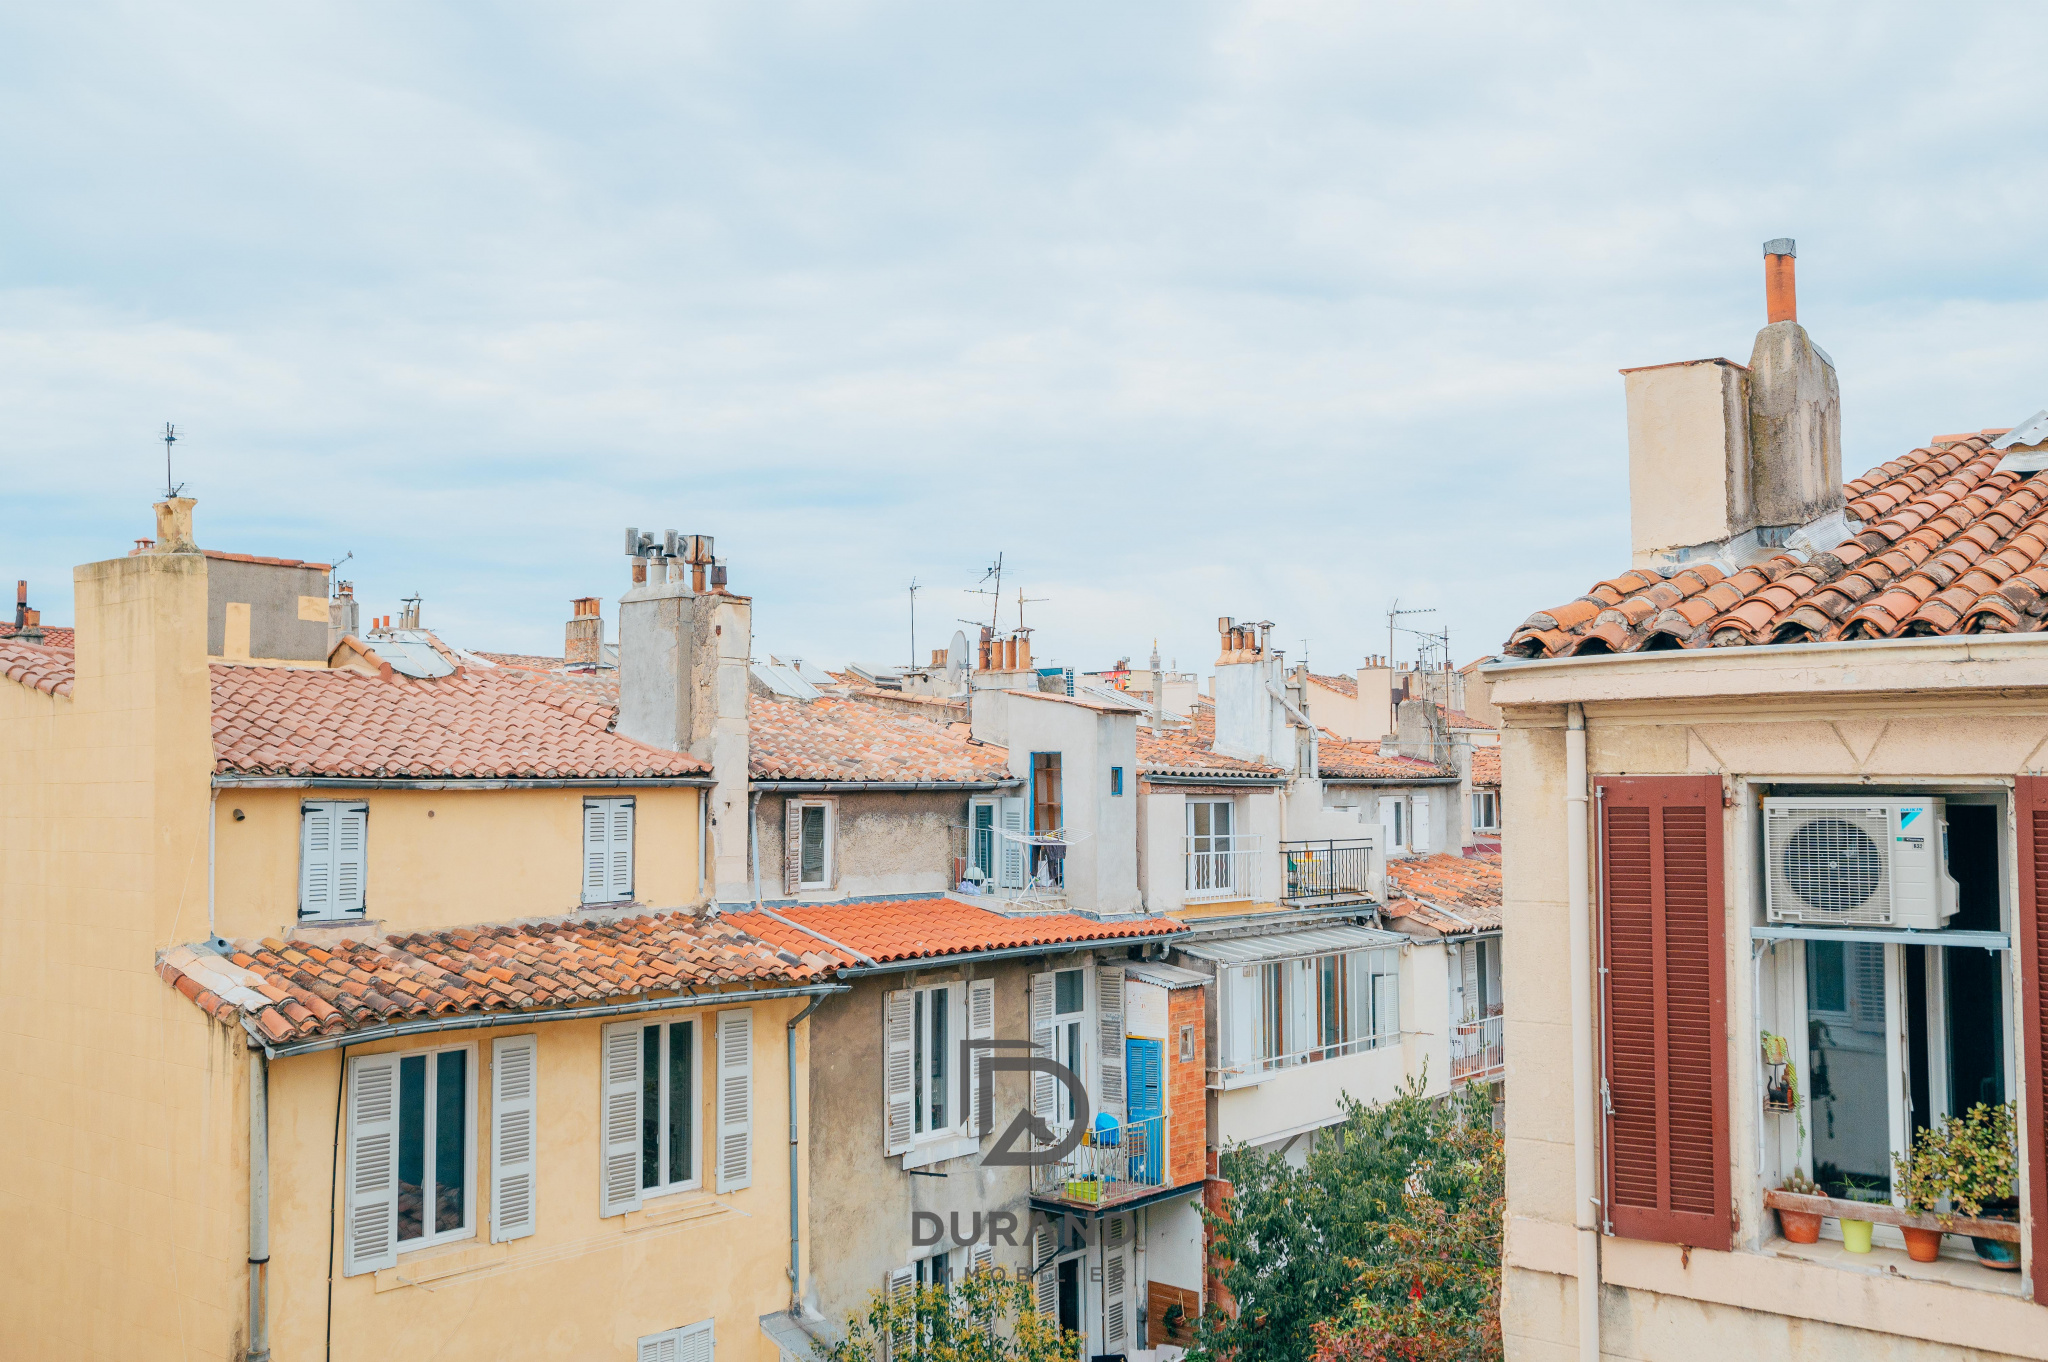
909,577,920,669
161,423,181,499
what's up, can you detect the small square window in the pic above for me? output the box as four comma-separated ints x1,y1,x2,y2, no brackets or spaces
1179,1023,1195,1063
1111,766,1124,797
1054,969,1085,1015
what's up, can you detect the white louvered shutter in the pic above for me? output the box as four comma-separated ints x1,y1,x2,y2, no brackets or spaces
335,803,368,915
887,1264,917,1358
492,1034,538,1242
884,989,915,1155
716,1009,754,1191
343,1053,401,1276
636,1330,680,1362
675,1318,714,1362
1029,973,1056,1136
1379,797,1401,854
583,800,611,903
1483,938,1502,1012
970,1241,995,1275
998,796,1027,888
967,978,995,1139
301,802,335,916
1413,792,1433,853
1031,1227,1057,1318
608,799,635,901
1097,965,1126,1123
784,798,803,895
600,1022,643,1216
1103,1218,1130,1351
1460,945,1480,1023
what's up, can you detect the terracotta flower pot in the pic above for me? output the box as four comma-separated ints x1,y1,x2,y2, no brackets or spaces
1901,1226,1943,1262
1778,1209,1821,1244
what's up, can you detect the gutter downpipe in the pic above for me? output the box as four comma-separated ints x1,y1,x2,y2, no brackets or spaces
787,992,827,1316
1566,702,1600,1362
247,1046,272,1361
752,789,764,908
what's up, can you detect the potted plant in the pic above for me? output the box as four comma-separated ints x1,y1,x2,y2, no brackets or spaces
1890,1124,1951,1262
1775,1169,1821,1244
1831,1173,1887,1254
1948,1100,2020,1271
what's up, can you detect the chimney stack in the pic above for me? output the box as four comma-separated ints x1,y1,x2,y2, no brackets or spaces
1621,239,1842,567
14,579,25,629
1764,239,1797,323
565,596,603,666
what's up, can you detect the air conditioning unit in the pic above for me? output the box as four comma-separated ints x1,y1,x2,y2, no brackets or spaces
1763,797,1959,929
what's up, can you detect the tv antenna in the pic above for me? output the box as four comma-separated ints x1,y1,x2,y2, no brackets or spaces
1386,600,1436,671
908,577,921,668
161,423,185,498
965,553,1005,631
1015,587,1049,634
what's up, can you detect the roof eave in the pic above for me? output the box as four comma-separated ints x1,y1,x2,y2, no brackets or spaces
212,773,716,789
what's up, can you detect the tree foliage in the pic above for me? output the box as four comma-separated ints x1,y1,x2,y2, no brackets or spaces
818,1267,1078,1362
1195,1075,1502,1362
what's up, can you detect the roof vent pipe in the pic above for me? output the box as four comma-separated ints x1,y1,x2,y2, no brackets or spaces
1764,239,1797,324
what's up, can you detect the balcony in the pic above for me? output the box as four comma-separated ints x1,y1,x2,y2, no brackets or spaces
1451,1010,1504,1084
1185,837,1263,904
1030,1116,1170,1209
1280,838,1376,905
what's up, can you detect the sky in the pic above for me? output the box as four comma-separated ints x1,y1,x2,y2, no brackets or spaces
8,3,2048,679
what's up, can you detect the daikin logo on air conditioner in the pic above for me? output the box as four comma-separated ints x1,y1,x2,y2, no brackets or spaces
1763,796,1959,930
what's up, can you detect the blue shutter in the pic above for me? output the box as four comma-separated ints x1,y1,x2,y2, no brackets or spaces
1125,1038,1164,1184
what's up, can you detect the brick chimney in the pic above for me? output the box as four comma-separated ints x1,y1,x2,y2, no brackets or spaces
565,596,603,666
1622,240,1842,568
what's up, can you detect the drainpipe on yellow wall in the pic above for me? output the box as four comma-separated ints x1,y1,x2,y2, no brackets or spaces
1565,703,1600,1362
209,789,219,940
787,992,827,1316
247,1045,271,1362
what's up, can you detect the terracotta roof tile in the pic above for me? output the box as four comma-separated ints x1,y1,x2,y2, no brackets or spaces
1470,748,1500,788
210,663,705,780
159,911,827,1041
1135,706,1283,778
1384,853,1502,934
749,694,1010,783
0,639,73,697
1318,731,1453,780
0,623,75,649
1305,671,1358,698
1505,435,2048,657
728,895,1185,966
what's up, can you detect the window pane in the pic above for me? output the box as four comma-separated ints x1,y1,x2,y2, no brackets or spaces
914,990,927,1133
642,1025,662,1190
668,1022,694,1186
931,989,948,1129
1213,801,1232,839
1806,940,1846,1013
800,806,827,882
434,1050,466,1234
397,1054,427,1242
1055,969,1084,1015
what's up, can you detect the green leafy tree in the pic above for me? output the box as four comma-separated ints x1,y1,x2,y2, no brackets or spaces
1196,1074,1502,1362
819,1267,1078,1362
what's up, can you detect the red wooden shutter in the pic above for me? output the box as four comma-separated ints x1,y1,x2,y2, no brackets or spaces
1598,775,1730,1251
2017,777,2048,1303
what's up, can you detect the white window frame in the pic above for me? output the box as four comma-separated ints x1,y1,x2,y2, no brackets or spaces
1218,948,1401,1081
792,799,835,891
1380,796,1407,853
910,983,964,1141
1052,967,1091,1127
636,1016,703,1200
360,1041,478,1261
1472,790,1500,833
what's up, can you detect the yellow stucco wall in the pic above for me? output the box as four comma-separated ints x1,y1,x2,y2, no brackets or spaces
1488,638,2048,1360
265,998,809,1362
0,540,248,1360
212,784,706,940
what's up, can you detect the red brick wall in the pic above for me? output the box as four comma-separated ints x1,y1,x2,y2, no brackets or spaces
1168,985,1206,1187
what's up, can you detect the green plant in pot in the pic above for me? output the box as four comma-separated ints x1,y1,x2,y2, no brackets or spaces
1775,1168,1822,1245
1948,1100,2020,1271
1890,1125,1952,1263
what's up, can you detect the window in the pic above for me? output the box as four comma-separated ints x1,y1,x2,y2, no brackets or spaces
1219,949,1400,1078
635,1319,714,1362
1472,790,1500,832
343,1043,474,1274
301,800,368,918
783,798,834,893
970,799,997,883
1179,1023,1196,1064
582,797,635,904
1031,753,1064,886
1111,766,1124,797
1187,799,1238,896
638,1020,699,1196
1055,968,1086,1125
1381,796,1406,852
912,985,954,1137
916,1250,952,1286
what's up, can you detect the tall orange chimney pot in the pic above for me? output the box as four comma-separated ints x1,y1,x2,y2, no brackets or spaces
1764,238,1797,324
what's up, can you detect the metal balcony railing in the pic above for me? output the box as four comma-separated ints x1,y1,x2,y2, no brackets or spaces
1451,1011,1504,1084
1030,1116,1170,1206
1184,837,1263,903
1280,838,1376,904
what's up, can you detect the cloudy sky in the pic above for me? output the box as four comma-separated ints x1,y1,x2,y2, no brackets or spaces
8,3,2048,678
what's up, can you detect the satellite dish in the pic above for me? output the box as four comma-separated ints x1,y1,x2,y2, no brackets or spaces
947,630,970,681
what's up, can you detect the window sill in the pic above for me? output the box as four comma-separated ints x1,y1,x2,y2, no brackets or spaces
902,1133,981,1171
1764,1234,2025,1297
622,1189,733,1234
372,1235,495,1293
